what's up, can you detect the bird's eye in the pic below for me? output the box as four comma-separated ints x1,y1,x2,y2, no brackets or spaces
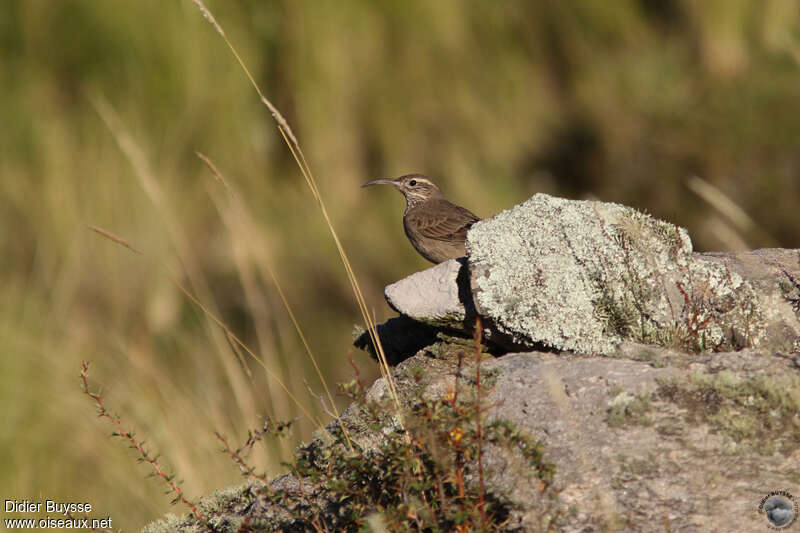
409,179,417,186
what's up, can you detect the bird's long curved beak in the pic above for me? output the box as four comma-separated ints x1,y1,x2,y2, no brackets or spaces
361,178,395,188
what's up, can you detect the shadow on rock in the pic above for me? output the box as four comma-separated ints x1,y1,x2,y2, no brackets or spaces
353,315,440,365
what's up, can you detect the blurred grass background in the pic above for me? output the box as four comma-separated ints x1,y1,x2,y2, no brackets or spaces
1,0,799,529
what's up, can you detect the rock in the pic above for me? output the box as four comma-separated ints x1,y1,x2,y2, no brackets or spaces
698,248,800,354
383,257,475,328
145,346,800,532
470,193,764,354
377,193,800,359
469,347,800,531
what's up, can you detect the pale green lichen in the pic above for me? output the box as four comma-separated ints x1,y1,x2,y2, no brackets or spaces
468,194,765,355
142,514,183,533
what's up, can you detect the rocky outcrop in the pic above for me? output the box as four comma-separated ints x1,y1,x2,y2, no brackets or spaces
148,194,800,532
145,343,800,532
387,346,800,531
377,194,800,358
353,194,800,531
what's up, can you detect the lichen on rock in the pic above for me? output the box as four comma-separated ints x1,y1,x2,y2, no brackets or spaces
466,193,770,354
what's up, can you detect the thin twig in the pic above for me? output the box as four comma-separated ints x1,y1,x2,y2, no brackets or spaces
80,362,209,526
215,431,269,484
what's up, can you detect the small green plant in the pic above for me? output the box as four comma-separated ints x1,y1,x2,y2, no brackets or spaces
103,317,557,531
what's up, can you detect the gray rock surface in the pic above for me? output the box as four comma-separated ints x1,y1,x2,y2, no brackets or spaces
145,346,800,532
471,348,800,531
384,257,472,327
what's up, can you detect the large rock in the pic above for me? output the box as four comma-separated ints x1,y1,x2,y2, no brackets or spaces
380,194,800,358
144,345,800,532
476,348,800,531
422,346,800,531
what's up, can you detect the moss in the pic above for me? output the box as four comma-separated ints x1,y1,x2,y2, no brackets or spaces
630,347,667,368
197,484,255,514
650,322,697,353
417,315,463,328
617,453,661,478
657,372,800,454
608,346,671,368
424,338,471,358
779,274,800,313
589,256,661,348
606,390,653,427
589,212,765,355
652,221,687,253
594,284,639,339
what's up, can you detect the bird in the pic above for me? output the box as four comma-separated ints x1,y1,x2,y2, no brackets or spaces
362,173,480,264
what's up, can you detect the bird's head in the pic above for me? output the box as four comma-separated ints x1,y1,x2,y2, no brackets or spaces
362,173,444,207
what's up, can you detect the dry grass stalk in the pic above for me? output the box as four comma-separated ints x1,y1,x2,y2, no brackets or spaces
190,0,400,412
197,151,353,448
87,224,327,432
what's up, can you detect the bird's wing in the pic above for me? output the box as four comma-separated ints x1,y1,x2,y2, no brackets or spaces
407,202,480,242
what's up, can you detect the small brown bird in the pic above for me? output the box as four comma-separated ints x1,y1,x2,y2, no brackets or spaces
362,173,480,264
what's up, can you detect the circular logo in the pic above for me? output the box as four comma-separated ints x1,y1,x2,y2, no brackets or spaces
758,491,798,530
